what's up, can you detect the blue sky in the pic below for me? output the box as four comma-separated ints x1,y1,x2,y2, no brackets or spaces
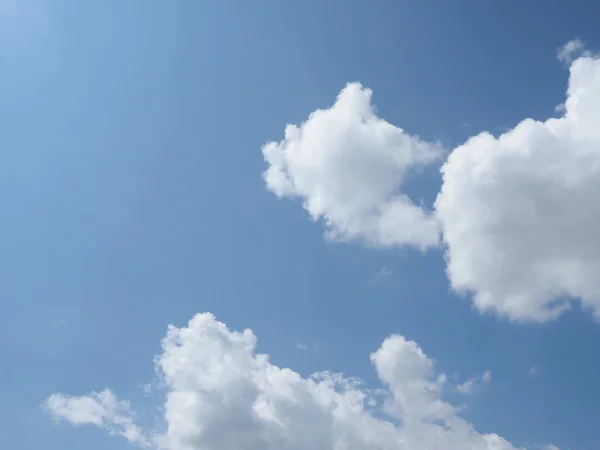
3,1,600,449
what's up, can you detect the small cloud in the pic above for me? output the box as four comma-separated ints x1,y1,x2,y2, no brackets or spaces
456,370,492,395
557,38,591,64
140,383,153,397
42,389,149,447
456,379,475,395
296,342,319,352
372,266,392,283
528,366,541,377
377,266,392,277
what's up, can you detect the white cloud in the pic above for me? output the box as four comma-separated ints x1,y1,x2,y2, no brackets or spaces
261,39,600,323
436,51,600,321
456,370,492,395
43,388,149,446
262,82,443,249
263,48,600,323
557,39,590,64
43,313,558,449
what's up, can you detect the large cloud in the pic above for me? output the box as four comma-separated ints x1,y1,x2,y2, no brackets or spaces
44,313,552,449
263,45,600,323
262,82,443,249
436,50,600,321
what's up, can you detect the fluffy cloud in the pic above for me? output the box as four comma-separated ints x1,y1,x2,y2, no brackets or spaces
43,389,149,446
43,313,554,449
557,39,590,64
263,45,600,323
262,82,443,249
436,51,600,321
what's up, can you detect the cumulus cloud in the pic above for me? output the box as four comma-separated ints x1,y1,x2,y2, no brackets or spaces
263,43,600,323
436,51,600,321
43,388,149,446
43,313,555,450
456,370,492,395
262,82,443,249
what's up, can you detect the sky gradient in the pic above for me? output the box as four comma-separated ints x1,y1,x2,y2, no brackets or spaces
3,1,600,449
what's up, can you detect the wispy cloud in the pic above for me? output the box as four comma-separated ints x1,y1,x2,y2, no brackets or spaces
43,389,150,447
296,342,319,352
372,265,392,283
456,370,492,395
557,38,591,64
